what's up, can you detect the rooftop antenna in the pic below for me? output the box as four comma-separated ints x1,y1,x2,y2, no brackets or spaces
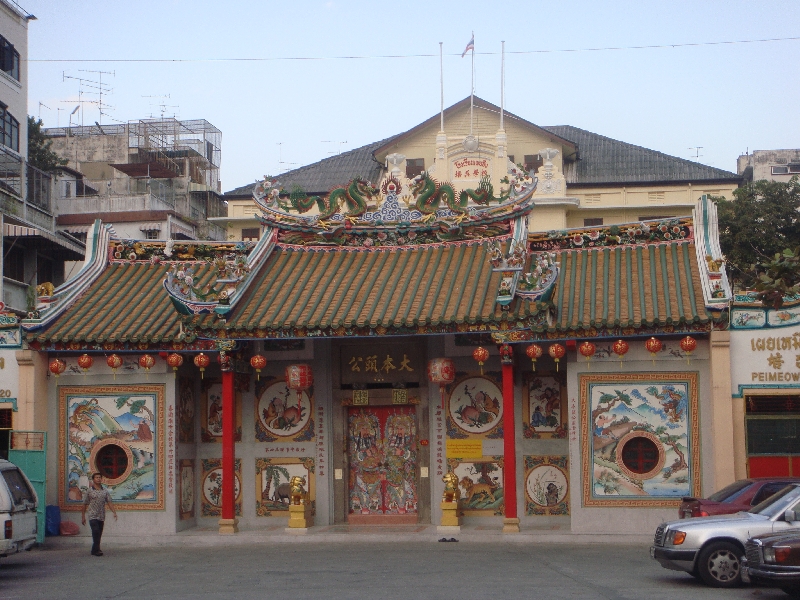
63,71,113,125
38,101,51,119
321,140,348,155
142,94,177,119
688,146,704,160
78,69,114,124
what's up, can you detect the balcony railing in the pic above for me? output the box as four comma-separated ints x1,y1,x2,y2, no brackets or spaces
0,147,56,231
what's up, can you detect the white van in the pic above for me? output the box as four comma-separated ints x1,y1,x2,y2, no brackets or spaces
0,459,38,557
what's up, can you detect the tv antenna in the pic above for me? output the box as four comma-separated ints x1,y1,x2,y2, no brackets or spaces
62,70,114,125
321,140,348,155
276,142,297,173
142,94,179,119
37,101,51,119
688,146,704,160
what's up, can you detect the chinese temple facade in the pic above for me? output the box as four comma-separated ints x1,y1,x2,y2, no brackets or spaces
10,99,753,538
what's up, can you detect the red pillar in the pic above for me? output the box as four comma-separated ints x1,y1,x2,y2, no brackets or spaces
499,343,520,533
219,352,238,533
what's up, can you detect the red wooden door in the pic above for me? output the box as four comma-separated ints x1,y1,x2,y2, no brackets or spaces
347,406,418,524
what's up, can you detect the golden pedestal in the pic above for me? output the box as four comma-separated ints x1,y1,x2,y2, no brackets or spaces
288,503,312,529
218,517,239,535
440,501,461,528
502,517,520,533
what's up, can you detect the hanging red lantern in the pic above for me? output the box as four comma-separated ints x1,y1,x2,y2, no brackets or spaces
645,337,663,365
250,354,267,380
286,364,313,406
680,335,697,364
138,354,155,372
472,346,489,375
548,343,566,372
578,341,596,368
49,358,66,378
77,353,93,374
166,352,184,374
106,353,123,379
612,339,629,368
428,358,456,408
525,344,543,371
194,352,210,379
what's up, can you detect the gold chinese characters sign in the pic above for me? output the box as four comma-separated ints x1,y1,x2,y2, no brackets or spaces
340,344,422,386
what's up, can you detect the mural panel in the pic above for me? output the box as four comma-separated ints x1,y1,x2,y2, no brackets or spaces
178,377,194,444
522,374,566,439
580,373,700,507
200,458,242,517
200,380,242,443
179,459,194,520
255,457,315,516
447,457,504,516
446,374,503,439
255,377,314,442
59,385,164,510
525,455,569,516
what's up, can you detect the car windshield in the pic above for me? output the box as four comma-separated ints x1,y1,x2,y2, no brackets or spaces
749,485,800,517
707,480,752,502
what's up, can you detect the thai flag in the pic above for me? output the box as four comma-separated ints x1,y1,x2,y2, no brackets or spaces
461,34,474,58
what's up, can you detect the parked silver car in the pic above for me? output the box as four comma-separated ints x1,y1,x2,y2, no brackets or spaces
651,483,800,587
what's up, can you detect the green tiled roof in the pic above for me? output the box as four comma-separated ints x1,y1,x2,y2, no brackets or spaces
551,240,709,331
221,240,544,336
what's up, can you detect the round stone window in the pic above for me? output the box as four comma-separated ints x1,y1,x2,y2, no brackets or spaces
615,431,665,480
89,439,134,485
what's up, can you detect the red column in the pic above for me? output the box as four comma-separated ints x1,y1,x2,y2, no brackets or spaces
221,368,235,521
499,343,519,532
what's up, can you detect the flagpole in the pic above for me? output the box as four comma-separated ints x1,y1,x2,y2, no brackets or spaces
439,42,444,132
500,40,505,130
470,31,474,135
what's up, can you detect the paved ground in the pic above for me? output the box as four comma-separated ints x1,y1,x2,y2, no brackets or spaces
0,540,791,600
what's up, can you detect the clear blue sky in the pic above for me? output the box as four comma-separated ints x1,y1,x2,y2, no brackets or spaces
20,0,800,192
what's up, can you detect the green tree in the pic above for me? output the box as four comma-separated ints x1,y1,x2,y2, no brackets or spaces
752,246,800,309
714,177,800,290
27,116,67,171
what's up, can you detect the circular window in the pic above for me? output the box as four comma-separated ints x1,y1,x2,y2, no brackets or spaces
89,439,134,486
615,431,665,480
96,444,128,479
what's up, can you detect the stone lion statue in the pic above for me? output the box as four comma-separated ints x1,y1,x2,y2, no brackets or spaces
289,475,307,505
442,472,460,503
36,281,54,297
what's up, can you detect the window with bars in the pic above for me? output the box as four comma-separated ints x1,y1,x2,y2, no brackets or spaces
241,227,260,241
584,194,601,204
620,436,659,474
96,444,129,479
0,103,19,152
145,230,160,240
648,191,665,201
405,158,425,179
0,36,20,82
524,154,543,174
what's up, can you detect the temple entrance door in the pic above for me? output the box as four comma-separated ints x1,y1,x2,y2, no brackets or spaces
347,405,418,524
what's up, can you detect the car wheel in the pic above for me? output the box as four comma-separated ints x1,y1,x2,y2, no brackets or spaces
697,541,742,588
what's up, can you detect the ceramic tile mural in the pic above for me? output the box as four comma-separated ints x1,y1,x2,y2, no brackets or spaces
179,459,194,520
178,377,194,444
255,457,315,516
447,457,504,516
254,377,314,442
525,455,569,516
522,373,567,439
59,385,164,510
580,373,700,507
200,458,242,517
446,374,503,439
200,380,242,443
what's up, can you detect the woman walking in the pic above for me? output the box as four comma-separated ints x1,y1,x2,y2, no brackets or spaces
81,473,117,556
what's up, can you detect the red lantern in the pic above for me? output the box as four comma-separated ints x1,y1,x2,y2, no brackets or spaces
612,339,629,368
49,358,66,378
106,353,123,379
194,352,210,379
250,354,267,380
645,337,663,365
138,354,155,372
428,358,456,408
525,344,543,371
77,353,93,373
579,341,596,368
286,364,313,406
680,336,697,364
548,343,566,372
166,353,184,374
472,346,489,375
